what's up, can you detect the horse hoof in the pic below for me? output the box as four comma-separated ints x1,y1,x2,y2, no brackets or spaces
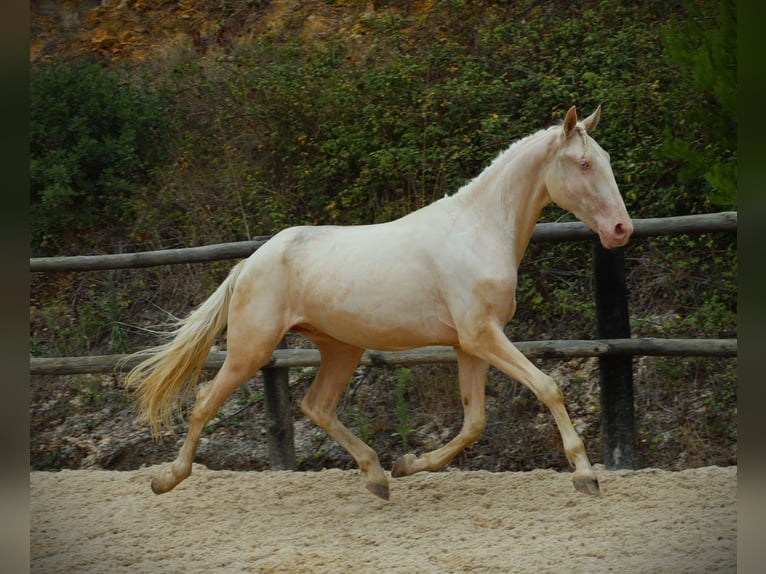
151,473,176,495
391,454,416,478
366,481,390,501
150,477,167,495
572,474,600,496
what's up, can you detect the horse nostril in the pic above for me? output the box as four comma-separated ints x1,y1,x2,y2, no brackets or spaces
613,220,633,241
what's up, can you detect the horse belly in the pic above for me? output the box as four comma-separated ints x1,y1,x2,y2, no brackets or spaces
293,273,457,351
277,223,458,350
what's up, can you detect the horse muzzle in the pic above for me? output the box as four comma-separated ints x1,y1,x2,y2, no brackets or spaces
598,218,633,249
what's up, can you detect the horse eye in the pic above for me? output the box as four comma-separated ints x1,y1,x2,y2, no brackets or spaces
579,160,590,170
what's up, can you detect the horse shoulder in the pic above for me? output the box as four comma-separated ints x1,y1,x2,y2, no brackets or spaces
433,243,519,327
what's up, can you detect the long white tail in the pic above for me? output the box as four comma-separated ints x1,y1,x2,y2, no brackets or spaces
123,260,247,435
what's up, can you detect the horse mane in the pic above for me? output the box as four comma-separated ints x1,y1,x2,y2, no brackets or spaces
448,127,552,199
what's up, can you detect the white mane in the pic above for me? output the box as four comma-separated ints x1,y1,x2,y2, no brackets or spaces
449,126,553,198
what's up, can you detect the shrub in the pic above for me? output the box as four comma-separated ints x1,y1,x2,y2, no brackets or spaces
659,0,737,209
30,61,169,254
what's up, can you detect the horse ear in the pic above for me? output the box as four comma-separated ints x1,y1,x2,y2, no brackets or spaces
582,105,602,133
562,106,578,137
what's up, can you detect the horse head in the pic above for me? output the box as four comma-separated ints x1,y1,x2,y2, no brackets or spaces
545,105,633,249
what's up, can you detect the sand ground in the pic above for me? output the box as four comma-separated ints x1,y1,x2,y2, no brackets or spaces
30,464,736,573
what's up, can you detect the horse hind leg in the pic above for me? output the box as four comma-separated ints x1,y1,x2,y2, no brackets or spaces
391,348,488,478
299,339,390,500
150,343,275,494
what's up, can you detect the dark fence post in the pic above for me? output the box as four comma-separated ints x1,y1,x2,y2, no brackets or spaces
593,243,637,469
262,338,297,470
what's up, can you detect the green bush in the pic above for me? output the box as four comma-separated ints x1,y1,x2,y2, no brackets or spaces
659,0,737,209
154,0,725,240
30,62,169,254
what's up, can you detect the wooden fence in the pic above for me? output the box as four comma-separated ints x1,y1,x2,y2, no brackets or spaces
29,212,737,471
30,212,736,272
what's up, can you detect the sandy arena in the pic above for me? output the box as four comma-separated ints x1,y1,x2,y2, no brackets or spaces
31,464,735,573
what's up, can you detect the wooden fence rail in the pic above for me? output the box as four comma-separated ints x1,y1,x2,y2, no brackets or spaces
29,338,737,376
30,212,736,272
29,211,737,472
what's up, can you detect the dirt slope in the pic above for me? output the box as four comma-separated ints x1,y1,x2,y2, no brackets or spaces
30,0,411,64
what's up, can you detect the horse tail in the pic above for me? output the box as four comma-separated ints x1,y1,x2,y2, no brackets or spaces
123,259,247,436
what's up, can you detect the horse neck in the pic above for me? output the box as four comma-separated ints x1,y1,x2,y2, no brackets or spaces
454,129,554,261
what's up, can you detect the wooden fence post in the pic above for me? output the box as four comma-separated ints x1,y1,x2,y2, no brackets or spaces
593,243,637,470
262,338,297,470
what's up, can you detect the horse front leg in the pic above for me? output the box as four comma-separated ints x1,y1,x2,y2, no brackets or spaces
391,349,489,478
462,322,600,495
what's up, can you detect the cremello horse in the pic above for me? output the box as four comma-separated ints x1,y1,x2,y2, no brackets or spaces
125,105,632,500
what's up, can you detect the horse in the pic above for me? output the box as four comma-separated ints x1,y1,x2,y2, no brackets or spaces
124,105,633,500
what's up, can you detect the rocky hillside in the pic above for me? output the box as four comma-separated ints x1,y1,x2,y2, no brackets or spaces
31,0,432,64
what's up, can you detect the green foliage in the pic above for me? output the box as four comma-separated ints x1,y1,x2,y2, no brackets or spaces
30,61,169,254
30,1,736,364
629,233,736,340
149,0,696,242
659,0,737,208
30,2,737,252
31,296,112,357
349,404,374,446
393,368,414,448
